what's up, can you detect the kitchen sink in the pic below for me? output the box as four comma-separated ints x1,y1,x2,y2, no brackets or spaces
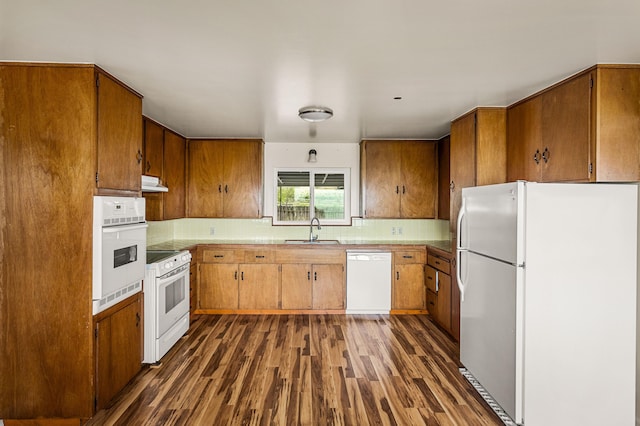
284,239,340,245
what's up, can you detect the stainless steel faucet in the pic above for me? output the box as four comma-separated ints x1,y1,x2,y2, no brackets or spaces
309,216,321,241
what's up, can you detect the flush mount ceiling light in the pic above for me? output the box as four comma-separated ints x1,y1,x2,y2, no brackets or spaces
298,106,333,122
308,149,317,163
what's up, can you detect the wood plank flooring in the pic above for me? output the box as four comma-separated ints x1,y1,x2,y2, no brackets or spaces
87,315,502,425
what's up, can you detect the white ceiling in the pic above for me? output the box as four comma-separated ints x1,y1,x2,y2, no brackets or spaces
2,0,640,143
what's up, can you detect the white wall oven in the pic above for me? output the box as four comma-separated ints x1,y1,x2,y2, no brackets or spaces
93,196,147,314
144,250,191,364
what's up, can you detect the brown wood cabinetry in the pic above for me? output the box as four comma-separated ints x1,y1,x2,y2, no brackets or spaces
0,63,143,419
426,253,452,333
143,117,187,221
189,248,197,323
281,263,345,310
187,139,263,218
437,135,451,220
507,65,640,183
96,70,143,193
392,249,427,312
94,293,142,411
450,107,506,236
360,140,437,218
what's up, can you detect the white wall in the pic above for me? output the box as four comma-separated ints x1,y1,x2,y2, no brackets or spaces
263,142,360,218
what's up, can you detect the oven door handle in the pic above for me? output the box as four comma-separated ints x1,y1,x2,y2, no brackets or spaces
157,267,189,285
102,223,148,233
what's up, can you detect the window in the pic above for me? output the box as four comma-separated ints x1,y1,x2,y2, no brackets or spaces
275,168,350,225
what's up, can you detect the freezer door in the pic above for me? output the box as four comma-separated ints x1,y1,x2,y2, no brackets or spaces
459,250,521,423
458,181,523,265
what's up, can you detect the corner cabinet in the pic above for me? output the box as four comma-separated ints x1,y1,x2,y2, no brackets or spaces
507,65,640,183
187,139,263,218
94,293,142,411
450,107,506,236
0,63,143,419
360,140,437,218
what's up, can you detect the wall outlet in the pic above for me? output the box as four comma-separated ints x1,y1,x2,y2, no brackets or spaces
391,227,396,235
209,227,215,236
398,227,403,235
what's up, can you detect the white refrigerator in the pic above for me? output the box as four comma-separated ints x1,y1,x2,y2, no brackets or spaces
457,181,639,426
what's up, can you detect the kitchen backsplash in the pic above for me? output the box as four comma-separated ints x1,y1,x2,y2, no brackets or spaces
147,218,449,246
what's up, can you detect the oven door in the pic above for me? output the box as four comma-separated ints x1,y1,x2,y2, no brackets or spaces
95,223,147,300
156,265,190,338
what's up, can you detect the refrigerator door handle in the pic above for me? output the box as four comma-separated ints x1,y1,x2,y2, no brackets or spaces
456,198,466,249
456,249,466,302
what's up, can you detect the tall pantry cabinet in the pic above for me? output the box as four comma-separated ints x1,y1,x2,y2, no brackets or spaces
0,63,143,419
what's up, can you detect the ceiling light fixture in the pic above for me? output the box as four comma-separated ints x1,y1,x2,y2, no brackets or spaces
308,149,318,163
298,106,333,122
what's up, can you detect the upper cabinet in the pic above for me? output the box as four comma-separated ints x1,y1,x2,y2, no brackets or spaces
143,117,187,221
507,65,640,182
360,140,437,219
450,107,507,236
96,70,143,193
187,139,263,218
437,135,450,220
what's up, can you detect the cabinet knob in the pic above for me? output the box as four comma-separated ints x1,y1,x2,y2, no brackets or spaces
542,147,550,163
450,181,455,192
146,160,151,173
136,149,143,164
533,149,541,164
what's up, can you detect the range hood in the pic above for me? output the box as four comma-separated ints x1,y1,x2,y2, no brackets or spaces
141,175,168,192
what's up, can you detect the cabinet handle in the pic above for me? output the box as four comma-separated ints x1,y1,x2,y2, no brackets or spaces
241,271,244,281
450,181,455,192
402,185,406,194
429,300,435,306
533,149,541,164
146,160,151,173
136,149,143,164
403,255,413,259
214,254,224,258
542,147,550,163
234,271,238,280
314,271,317,281
218,184,222,193
396,271,400,280
307,271,311,281
135,312,140,327
255,255,265,259
225,184,228,193
396,185,399,194
435,260,440,265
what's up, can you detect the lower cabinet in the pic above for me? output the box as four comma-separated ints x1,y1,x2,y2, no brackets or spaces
199,263,240,309
426,251,453,334
392,249,427,311
94,293,142,410
238,263,280,309
281,263,345,310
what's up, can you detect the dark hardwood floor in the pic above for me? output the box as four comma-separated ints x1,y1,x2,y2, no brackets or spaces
87,315,502,425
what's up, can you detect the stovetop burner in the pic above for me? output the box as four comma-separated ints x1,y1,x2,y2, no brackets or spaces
146,250,179,265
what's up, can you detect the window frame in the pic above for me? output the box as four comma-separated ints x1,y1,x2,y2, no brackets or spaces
273,167,351,225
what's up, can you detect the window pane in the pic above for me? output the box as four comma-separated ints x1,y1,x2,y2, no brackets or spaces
314,173,345,220
277,171,310,222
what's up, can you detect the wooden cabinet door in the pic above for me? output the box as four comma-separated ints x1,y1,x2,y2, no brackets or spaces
199,263,239,309
507,96,542,182
362,141,401,218
449,112,476,235
96,71,143,192
143,118,164,177
188,140,225,217
281,264,312,309
434,271,452,332
437,136,450,220
164,131,186,219
239,264,280,309
223,140,262,218
95,295,142,410
541,72,592,182
400,141,437,218
393,263,426,310
312,264,345,310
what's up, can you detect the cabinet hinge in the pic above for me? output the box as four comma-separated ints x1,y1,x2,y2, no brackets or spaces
94,327,98,339
589,163,593,175
589,75,593,89
94,396,98,412
95,172,99,183
96,75,100,88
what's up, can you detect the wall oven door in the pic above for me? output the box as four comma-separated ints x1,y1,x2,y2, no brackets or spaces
99,223,147,297
156,264,190,340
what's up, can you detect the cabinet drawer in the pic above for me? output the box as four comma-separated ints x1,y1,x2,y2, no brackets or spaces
202,249,243,263
394,250,426,264
427,254,450,274
244,249,275,263
425,265,438,292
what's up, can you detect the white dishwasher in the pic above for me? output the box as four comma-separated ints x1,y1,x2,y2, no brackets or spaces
346,251,392,314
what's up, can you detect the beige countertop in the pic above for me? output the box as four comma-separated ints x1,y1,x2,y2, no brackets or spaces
148,239,452,253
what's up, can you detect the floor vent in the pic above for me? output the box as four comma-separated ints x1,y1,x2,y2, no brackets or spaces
459,368,518,426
